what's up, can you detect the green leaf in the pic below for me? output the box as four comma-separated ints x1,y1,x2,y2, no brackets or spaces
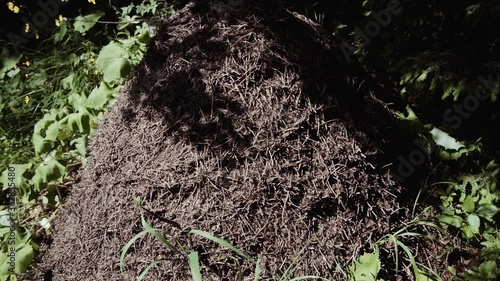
15,243,34,273
59,111,92,135
73,11,105,34
466,214,480,234
439,215,463,228
45,122,60,141
430,127,465,151
0,243,34,274
32,134,54,154
461,225,474,239
462,195,475,213
442,82,455,100
97,42,132,82
1,164,32,191
119,229,149,272
85,82,114,110
137,260,166,281
189,229,251,260
53,21,68,43
70,136,87,157
32,157,66,191
348,250,380,281
289,276,329,281
477,204,498,219
0,48,21,79
254,256,261,281
478,261,498,279
414,268,436,281
188,251,202,281
61,74,74,90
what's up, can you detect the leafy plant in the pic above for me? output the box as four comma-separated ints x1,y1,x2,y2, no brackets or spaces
0,0,174,276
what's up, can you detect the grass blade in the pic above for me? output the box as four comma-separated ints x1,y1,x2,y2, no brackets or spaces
141,213,180,253
253,256,261,281
189,251,202,281
289,276,330,281
120,229,149,272
189,229,251,260
137,260,166,281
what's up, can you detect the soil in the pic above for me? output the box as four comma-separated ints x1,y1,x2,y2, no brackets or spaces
22,1,454,280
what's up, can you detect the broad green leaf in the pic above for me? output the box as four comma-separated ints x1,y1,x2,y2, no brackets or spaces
1,164,32,191
45,122,60,141
466,214,480,234
461,225,474,239
85,82,114,109
0,243,34,274
462,195,475,213
348,250,380,281
478,261,498,279
73,11,105,34
97,42,132,82
53,21,68,43
70,136,88,158
32,134,54,154
59,111,92,134
39,157,65,182
477,204,498,219
33,111,58,135
430,127,465,151
61,74,74,90
0,47,21,79
439,215,462,228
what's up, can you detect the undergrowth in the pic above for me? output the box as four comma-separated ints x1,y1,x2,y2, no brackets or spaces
0,0,173,278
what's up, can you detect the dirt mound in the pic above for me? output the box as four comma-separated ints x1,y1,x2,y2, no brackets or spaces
25,1,418,280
